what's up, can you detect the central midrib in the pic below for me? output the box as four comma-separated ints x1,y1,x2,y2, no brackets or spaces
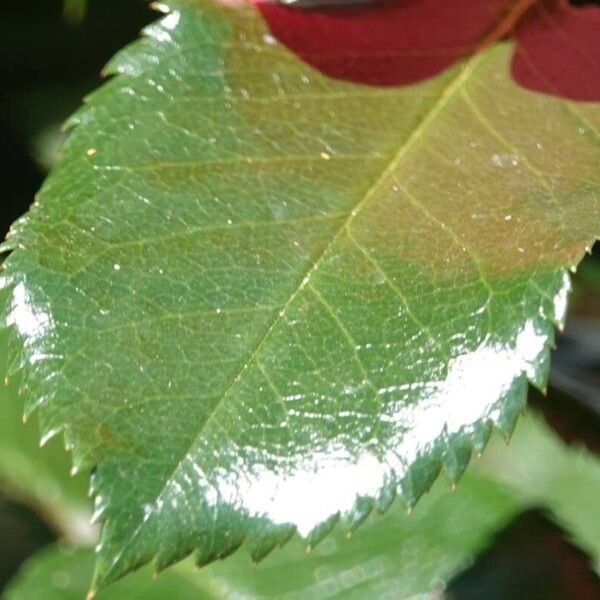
101,0,537,582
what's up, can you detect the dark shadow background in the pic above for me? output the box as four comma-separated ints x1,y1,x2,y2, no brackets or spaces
0,0,154,589
0,0,599,595
0,0,153,240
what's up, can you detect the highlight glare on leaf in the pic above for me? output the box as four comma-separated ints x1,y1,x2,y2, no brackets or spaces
2,475,523,600
0,303,90,543
5,413,600,599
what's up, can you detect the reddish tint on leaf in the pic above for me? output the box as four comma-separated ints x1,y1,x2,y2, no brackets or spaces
254,0,600,101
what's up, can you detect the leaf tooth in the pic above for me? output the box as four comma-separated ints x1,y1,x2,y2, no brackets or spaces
89,470,101,496
494,375,527,442
544,324,556,351
567,237,599,274
399,483,417,513
520,316,553,393
194,534,245,569
62,103,95,132
470,419,493,456
154,542,197,574
62,428,77,452
537,268,572,331
94,539,154,591
90,506,105,525
304,512,340,550
91,490,108,524
102,8,178,80
16,378,33,412
2,207,34,250
340,495,374,535
526,346,551,393
38,407,67,444
97,497,108,516
0,234,16,254
399,454,442,509
38,428,60,448
247,522,296,563
441,435,472,486
374,478,397,514
37,410,65,447
63,429,95,472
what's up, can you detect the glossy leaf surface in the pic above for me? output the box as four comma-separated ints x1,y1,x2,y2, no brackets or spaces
0,300,90,542
1,476,523,600
1,0,599,590
5,414,600,599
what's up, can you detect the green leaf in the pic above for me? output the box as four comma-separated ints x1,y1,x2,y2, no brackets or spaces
2,474,522,600
0,306,91,542
1,0,598,590
5,413,600,598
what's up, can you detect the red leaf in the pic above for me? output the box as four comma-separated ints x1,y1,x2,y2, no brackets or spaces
514,0,600,101
254,0,600,101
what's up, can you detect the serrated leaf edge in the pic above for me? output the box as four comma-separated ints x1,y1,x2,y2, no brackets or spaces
0,0,596,594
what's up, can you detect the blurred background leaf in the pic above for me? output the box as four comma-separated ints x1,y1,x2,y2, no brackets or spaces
0,322,92,542
63,0,89,25
1,475,521,600
474,413,600,570
2,413,599,599
0,1,153,589
0,500,54,591
446,509,600,600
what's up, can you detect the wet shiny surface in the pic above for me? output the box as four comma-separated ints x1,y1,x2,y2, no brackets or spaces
6,414,600,599
4,475,521,600
0,0,599,590
0,321,91,544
